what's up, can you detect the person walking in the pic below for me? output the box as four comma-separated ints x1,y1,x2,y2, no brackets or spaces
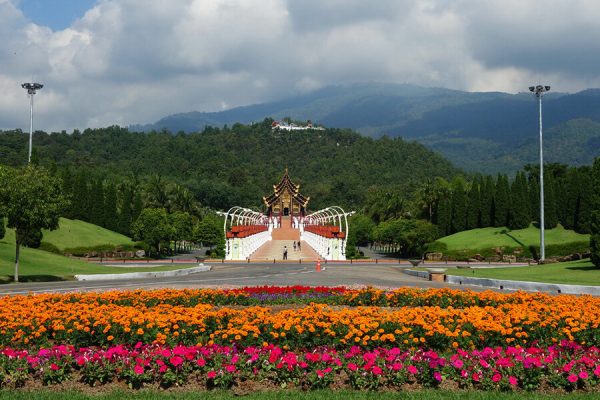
293,241,297,251
298,241,301,251
283,246,288,260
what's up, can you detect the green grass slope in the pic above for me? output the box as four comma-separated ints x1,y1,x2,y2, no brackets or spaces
0,241,193,283
432,224,590,259
42,218,134,250
438,225,589,251
447,259,600,286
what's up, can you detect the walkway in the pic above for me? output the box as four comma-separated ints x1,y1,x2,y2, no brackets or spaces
250,216,320,261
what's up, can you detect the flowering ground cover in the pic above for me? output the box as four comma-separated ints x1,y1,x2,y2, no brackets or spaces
1,286,600,394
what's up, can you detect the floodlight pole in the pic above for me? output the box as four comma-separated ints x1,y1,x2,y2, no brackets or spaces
21,83,43,164
529,84,550,262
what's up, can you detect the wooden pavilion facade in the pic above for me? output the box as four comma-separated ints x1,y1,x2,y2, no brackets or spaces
263,169,310,218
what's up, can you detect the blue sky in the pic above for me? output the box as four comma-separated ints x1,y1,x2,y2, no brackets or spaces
19,0,96,30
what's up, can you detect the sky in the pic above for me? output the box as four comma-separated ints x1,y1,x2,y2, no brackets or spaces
2,0,600,132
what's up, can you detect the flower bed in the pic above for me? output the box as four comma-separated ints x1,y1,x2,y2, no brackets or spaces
1,286,600,393
0,342,599,391
1,288,599,349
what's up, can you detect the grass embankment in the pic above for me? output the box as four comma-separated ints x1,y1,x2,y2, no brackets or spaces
433,224,589,259
41,217,135,250
0,218,189,282
1,389,597,400
447,259,600,286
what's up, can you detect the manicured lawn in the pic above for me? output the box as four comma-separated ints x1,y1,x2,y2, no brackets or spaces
447,259,600,286
0,241,196,282
1,390,597,400
2,217,134,251
438,224,589,251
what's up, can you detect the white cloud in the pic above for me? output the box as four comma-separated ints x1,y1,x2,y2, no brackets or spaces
0,0,599,132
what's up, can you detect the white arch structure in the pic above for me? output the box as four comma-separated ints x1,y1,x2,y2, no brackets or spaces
301,207,355,260
217,207,271,260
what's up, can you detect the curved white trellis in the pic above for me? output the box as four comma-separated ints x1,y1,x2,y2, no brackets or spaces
301,206,355,260
216,207,271,260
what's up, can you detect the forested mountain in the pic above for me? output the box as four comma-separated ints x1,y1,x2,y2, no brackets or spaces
0,121,460,212
132,83,600,174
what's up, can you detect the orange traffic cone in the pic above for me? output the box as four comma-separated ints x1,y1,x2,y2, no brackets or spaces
316,259,321,272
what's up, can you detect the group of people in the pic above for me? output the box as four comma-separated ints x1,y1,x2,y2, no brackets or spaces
282,241,301,260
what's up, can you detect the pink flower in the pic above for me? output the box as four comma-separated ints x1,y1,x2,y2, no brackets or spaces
509,376,518,386
50,363,60,371
159,365,167,373
461,369,469,378
196,358,206,367
568,374,578,383
594,367,600,377
134,364,144,375
347,363,358,371
434,371,442,382
407,365,418,374
472,372,481,382
579,371,589,380
452,359,464,369
372,366,383,375
316,369,324,378
207,371,217,379
161,349,171,358
391,363,402,371
225,364,236,373
169,356,184,367
492,373,502,382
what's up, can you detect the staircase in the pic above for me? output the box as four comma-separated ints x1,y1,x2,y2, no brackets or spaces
250,216,319,260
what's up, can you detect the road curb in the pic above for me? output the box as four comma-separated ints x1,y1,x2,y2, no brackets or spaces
403,268,600,295
75,264,212,281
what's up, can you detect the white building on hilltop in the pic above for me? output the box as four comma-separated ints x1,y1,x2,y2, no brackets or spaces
271,120,325,131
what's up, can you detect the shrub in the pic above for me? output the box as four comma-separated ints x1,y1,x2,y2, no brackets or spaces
38,241,62,254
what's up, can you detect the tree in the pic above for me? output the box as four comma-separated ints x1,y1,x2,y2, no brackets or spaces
0,213,5,240
591,211,600,268
509,171,530,229
436,197,452,236
103,182,118,231
169,211,193,253
450,178,467,233
480,175,495,227
0,166,67,282
543,172,559,229
193,214,223,248
348,214,375,247
131,208,172,256
90,179,105,226
465,178,481,230
494,174,510,227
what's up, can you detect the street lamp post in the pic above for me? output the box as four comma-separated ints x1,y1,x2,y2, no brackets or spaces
21,82,44,164
529,84,550,262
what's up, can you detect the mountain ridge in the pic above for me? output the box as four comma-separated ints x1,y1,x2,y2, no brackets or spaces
130,83,599,174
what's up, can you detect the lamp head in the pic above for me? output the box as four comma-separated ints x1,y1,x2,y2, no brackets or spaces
529,86,535,92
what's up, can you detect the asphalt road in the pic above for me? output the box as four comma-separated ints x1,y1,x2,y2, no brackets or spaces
0,262,495,295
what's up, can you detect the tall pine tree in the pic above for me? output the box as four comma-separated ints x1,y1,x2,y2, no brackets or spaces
575,167,593,233
450,179,467,233
509,172,530,229
437,197,452,237
480,175,495,227
90,179,105,226
103,183,118,232
466,178,481,229
543,171,559,229
118,186,133,236
494,174,510,227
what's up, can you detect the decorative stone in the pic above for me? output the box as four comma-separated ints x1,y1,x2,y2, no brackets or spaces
135,250,146,258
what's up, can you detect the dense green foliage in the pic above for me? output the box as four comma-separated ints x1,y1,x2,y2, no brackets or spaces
0,166,68,282
0,122,459,212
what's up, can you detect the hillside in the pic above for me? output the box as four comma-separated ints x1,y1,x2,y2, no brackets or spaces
0,123,461,211
434,225,590,259
132,83,600,174
41,218,134,251
2,218,134,252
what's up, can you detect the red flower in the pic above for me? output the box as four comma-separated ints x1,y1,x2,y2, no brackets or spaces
134,364,144,375
169,356,184,367
50,363,60,371
207,371,217,379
